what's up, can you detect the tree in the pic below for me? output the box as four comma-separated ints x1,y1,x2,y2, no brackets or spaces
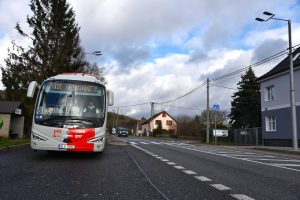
1,0,105,136
229,68,261,128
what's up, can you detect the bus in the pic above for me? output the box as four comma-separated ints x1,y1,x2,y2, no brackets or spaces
27,73,114,152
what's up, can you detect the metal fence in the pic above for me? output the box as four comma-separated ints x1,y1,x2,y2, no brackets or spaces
234,127,262,146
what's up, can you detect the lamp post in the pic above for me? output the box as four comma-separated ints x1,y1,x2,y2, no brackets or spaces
256,11,298,150
85,51,102,56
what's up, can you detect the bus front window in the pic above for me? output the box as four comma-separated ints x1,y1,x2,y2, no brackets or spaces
35,80,105,128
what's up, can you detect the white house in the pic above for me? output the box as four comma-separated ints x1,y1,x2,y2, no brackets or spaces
140,111,178,136
257,47,300,146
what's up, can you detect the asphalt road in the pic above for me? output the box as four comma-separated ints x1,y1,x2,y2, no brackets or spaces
1,136,300,200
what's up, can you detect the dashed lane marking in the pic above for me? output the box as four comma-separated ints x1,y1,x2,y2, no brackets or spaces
173,166,185,170
140,142,149,144
130,143,255,200
210,184,231,191
129,142,137,145
166,162,176,165
231,194,255,200
182,170,197,175
161,159,169,162
194,176,212,182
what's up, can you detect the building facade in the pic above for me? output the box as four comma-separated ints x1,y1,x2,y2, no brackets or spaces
258,48,300,146
140,111,178,136
0,101,24,139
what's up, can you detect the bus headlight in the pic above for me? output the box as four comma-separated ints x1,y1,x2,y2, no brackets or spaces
88,136,104,143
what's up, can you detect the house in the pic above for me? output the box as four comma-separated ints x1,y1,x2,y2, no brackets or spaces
257,47,300,146
0,101,24,139
140,111,178,136
135,119,146,136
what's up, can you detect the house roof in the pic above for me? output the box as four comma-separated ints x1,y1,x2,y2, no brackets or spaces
257,47,300,81
141,111,178,125
0,101,22,114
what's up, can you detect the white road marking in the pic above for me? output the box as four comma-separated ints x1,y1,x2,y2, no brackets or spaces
182,170,197,175
160,159,169,162
152,154,158,157
174,166,185,170
194,176,212,182
166,162,176,165
140,142,149,144
223,154,275,158
150,142,161,144
167,145,300,172
273,164,300,167
211,184,231,191
129,142,137,145
252,158,300,162
156,157,163,159
231,194,255,200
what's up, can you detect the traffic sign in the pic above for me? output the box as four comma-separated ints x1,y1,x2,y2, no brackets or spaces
213,104,220,111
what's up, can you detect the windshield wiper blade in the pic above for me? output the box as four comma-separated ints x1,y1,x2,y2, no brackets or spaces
66,117,103,126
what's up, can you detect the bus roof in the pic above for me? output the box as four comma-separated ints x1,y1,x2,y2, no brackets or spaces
46,73,104,85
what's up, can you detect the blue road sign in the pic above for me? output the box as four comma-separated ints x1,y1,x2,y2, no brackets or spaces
213,104,220,111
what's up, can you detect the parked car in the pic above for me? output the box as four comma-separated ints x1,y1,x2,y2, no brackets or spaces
117,127,128,137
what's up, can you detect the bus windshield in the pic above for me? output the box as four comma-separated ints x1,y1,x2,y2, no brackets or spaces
34,80,106,128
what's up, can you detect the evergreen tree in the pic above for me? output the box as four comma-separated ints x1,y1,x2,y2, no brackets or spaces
229,68,261,128
0,0,105,136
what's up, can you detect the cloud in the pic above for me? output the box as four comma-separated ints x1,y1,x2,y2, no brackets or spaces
252,39,287,62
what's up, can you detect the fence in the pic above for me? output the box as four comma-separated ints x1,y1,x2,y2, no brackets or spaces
233,127,262,146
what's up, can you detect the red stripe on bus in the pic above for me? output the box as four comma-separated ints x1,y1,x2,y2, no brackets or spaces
67,128,95,152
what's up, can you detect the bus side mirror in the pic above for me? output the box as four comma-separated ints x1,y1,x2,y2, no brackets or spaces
107,90,114,106
27,81,39,98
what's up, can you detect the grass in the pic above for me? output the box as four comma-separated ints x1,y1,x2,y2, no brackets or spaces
0,139,30,148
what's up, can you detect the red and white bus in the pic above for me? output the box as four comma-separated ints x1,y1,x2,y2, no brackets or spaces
27,73,114,152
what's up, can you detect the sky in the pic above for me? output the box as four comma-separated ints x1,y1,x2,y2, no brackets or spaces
1,0,300,119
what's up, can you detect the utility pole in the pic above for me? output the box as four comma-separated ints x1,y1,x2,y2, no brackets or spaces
255,11,298,150
288,20,298,150
150,102,155,135
206,78,210,143
116,106,119,131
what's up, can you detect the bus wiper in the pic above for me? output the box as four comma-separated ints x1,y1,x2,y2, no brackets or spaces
66,117,103,126
40,116,66,123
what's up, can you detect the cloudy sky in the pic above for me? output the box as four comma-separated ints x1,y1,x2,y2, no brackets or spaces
1,0,300,119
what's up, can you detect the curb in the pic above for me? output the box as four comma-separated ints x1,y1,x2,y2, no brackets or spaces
0,143,30,152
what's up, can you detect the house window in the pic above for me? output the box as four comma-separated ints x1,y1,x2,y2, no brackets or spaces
265,86,275,101
166,120,172,125
155,120,162,125
266,116,276,131
162,112,166,117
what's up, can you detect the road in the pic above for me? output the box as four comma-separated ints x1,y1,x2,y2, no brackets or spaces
1,136,300,200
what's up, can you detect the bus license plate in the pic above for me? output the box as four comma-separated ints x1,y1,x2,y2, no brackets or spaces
58,144,75,149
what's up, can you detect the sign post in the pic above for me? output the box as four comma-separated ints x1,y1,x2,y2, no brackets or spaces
213,104,220,145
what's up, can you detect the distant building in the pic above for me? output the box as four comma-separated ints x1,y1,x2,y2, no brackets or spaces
135,119,146,136
257,47,300,146
139,111,178,136
0,101,24,139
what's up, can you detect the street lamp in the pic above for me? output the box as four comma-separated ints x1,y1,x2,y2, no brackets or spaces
256,11,298,150
85,51,102,56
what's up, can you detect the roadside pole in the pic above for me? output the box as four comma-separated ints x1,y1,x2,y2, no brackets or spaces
206,78,210,143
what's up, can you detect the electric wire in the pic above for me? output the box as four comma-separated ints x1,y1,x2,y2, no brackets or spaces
210,44,300,82
109,44,299,109
155,81,206,105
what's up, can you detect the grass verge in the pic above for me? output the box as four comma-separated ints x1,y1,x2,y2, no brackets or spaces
0,139,30,149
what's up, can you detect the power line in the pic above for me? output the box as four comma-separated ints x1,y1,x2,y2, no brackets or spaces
109,102,149,108
210,84,236,90
210,44,299,82
166,105,202,111
156,81,206,104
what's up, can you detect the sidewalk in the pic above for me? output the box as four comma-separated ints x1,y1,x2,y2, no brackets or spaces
248,146,300,156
